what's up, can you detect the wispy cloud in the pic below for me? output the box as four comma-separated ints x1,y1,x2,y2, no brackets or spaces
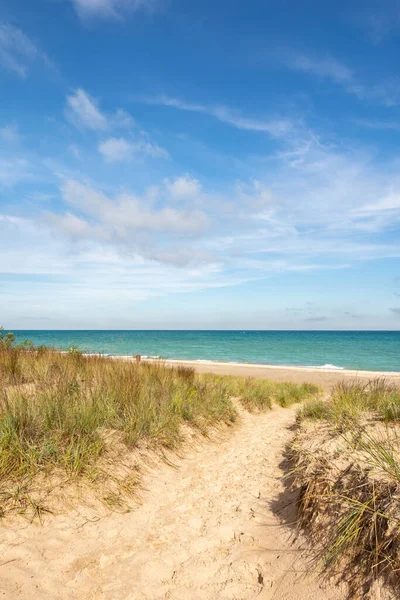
144,95,293,137
0,23,49,78
277,50,400,106
65,89,142,138
98,135,168,162
287,54,354,85
355,192,400,215
66,88,108,130
68,0,155,21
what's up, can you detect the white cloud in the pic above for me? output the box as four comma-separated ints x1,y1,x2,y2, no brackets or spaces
39,128,400,271
45,211,106,239
46,179,210,249
64,90,168,161
113,108,135,129
70,0,117,18
0,23,48,78
278,51,367,100
66,88,108,130
98,136,168,162
356,193,400,214
287,54,354,84
165,175,202,200
99,137,133,162
68,0,153,20
147,95,292,137
136,138,169,158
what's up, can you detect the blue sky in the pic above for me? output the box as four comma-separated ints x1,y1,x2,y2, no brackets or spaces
1,0,400,329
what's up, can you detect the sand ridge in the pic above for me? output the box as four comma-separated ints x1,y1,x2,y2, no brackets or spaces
0,406,345,600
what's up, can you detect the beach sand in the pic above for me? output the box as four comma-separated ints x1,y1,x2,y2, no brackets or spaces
0,403,347,600
149,358,400,391
1,364,398,599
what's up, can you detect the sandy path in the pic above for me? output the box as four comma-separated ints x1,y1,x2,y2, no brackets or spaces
0,407,345,600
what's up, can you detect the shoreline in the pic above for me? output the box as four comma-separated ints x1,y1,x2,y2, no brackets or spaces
101,353,400,375
152,357,400,376
142,357,400,390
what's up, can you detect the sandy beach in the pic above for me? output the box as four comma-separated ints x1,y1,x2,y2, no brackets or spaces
0,403,346,600
147,358,400,391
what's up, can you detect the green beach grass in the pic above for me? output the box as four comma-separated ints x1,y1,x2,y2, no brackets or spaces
0,329,320,518
298,377,400,425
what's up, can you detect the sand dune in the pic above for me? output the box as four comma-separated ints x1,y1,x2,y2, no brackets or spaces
0,405,346,600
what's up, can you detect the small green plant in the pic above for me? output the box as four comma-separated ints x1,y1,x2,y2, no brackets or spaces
18,339,34,351
0,327,16,350
66,345,82,355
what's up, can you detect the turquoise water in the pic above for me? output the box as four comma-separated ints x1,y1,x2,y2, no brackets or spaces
9,330,400,372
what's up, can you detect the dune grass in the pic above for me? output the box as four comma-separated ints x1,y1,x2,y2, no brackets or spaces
0,349,235,480
294,377,400,596
0,335,320,518
198,373,320,412
298,377,400,426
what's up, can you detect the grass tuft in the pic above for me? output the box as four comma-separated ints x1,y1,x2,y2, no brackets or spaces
298,377,400,426
298,397,329,421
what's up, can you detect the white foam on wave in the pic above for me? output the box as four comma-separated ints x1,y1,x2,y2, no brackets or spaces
81,353,163,360
307,363,344,370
